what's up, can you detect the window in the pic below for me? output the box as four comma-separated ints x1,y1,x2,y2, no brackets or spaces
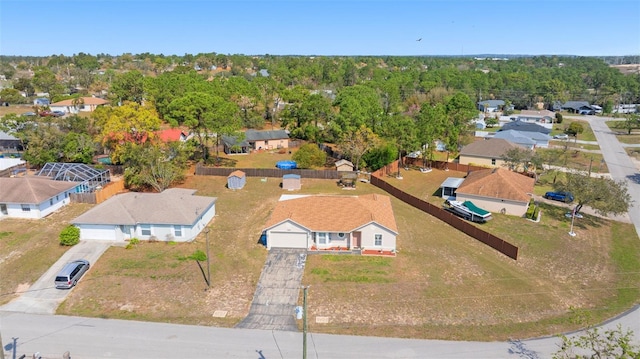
491,158,496,165
141,224,151,236
174,225,182,237
374,234,382,246
21,204,30,212
337,232,345,239
317,232,328,245
50,199,54,205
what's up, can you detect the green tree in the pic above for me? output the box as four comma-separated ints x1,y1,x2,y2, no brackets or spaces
565,122,585,142
415,103,447,168
0,88,23,103
292,143,327,169
338,125,380,171
501,147,534,173
166,92,239,161
484,117,499,128
554,325,639,359
553,172,631,216
362,141,398,171
119,141,192,192
617,114,640,135
31,67,57,94
110,70,145,104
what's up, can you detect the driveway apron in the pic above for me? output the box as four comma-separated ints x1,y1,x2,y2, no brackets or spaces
0,240,112,314
236,249,306,331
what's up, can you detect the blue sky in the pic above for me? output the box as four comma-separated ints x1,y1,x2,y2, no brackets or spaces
1,0,639,57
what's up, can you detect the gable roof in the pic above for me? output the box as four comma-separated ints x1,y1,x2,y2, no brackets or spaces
0,131,19,141
477,100,505,107
500,121,552,134
456,168,534,202
228,170,245,178
335,159,354,167
264,194,398,234
562,101,590,111
0,177,80,204
519,109,555,118
245,130,289,141
156,128,188,142
492,130,537,146
50,97,109,106
459,138,523,158
72,188,217,226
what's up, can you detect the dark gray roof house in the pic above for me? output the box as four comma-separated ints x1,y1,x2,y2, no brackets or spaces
562,101,592,113
500,121,552,134
477,100,505,112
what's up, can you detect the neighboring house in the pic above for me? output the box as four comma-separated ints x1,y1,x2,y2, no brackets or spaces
156,128,190,142
0,158,25,172
335,159,354,172
459,138,526,167
227,170,246,190
477,100,505,113
71,188,217,242
33,98,50,106
562,101,592,114
440,177,465,200
0,176,80,219
49,97,109,114
455,168,535,217
0,131,23,152
223,130,289,154
262,194,398,254
513,110,555,128
492,130,538,150
500,120,552,134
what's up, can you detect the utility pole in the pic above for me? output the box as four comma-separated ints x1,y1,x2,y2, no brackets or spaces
303,286,309,359
205,228,211,289
588,156,593,177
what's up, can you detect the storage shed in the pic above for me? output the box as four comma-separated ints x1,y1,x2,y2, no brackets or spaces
440,177,465,200
282,174,301,191
227,170,246,190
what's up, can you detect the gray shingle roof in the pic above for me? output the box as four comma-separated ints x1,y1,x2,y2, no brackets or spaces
477,100,505,107
500,121,552,134
71,188,217,226
0,177,80,204
492,130,537,146
459,138,523,158
245,130,289,141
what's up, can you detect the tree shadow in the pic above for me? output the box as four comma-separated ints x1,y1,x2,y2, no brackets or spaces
627,173,640,185
194,260,209,287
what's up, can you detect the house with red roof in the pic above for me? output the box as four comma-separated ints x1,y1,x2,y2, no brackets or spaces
156,128,190,143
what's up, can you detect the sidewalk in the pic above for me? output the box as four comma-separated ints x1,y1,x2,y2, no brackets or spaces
0,240,113,314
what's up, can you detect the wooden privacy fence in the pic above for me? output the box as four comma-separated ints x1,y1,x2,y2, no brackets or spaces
404,158,487,173
70,180,126,204
371,162,519,260
195,163,344,180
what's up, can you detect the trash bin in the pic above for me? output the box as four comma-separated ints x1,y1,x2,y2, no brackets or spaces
295,306,303,320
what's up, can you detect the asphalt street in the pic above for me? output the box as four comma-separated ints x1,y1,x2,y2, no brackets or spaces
1,307,638,359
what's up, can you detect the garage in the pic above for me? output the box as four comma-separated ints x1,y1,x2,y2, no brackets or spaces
266,231,308,249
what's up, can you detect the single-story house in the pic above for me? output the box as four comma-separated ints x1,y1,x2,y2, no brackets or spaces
459,138,526,168
0,158,25,172
477,100,505,113
282,174,301,190
512,110,555,128
71,188,217,242
562,101,593,114
227,170,246,190
492,130,538,150
454,168,535,217
262,194,398,254
500,120,552,134
335,159,354,172
0,176,80,219
222,129,290,154
49,97,109,114
0,131,23,152
440,177,465,199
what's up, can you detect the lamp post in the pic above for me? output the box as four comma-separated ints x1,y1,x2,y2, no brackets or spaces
204,228,211,289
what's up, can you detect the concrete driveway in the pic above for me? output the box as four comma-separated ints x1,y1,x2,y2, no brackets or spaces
236,249,306,331
0,240,112,314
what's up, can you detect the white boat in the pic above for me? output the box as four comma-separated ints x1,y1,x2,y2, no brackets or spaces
444,200,493,223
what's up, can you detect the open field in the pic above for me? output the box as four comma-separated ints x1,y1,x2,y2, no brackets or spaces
0,167,614,341
553,118,596,142
605,120,640,145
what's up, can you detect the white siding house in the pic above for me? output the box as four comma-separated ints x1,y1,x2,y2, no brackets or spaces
71,188,217,242
0,177,80,219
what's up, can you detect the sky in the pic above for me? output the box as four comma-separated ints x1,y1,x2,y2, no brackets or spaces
1,0,639,57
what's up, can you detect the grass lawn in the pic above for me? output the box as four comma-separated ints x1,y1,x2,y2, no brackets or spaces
535,147,608,175
606,121,640,145
552,118,596,142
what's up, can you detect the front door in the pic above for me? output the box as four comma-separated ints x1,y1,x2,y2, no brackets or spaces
0,204,7,215
352,231,361,249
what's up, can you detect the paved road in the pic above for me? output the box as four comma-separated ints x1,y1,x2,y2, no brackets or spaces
1,305,639,359
570,115,640,237
0,241,112,314
236,249,306,331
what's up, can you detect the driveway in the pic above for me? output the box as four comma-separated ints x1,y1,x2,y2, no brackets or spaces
235,249,306,331
0,240,112,314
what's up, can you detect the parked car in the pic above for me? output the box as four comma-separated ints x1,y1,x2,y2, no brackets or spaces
553,133,569,140
54,259,90,289
52,110,65,117
544,191,574,203
39,110,53,117
579,109,595,115
22,112,36,117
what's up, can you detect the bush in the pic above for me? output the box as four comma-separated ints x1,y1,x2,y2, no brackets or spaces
555,112,563,124
292,143,327,169
59,225,80,246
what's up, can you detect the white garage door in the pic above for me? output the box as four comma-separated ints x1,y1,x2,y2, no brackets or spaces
268,231,307,249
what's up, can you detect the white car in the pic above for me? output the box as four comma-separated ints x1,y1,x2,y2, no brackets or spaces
565,212,584,219
553,134,569,140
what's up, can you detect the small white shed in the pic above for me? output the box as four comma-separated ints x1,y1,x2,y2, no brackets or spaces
227,170,246,190
282,174,301,191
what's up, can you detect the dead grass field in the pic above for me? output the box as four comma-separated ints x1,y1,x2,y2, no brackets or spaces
48,166,640,341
